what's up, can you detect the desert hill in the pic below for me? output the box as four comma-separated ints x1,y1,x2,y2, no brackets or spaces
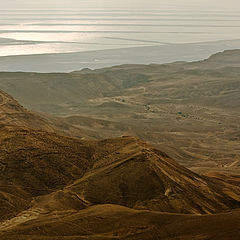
0,50,240,171
0,50,240,239
0,90,239,239
0,125,97,221
198,49,240,68
0,126,240,239
1,50,239,113
1,125,239,222
64,137,240,214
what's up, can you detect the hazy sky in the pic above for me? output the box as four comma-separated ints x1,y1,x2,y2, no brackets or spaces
1,0,240,11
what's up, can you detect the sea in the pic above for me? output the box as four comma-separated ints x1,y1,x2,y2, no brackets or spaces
1,7,240,57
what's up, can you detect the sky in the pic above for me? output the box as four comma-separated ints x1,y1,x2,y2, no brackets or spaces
1,0,240,11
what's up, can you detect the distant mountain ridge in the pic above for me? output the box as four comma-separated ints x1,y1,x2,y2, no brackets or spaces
0,50,239,170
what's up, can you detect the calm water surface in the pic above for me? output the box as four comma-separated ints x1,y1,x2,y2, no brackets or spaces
1,8,240,56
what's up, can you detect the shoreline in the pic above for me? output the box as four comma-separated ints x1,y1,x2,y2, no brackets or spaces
0,39,240,73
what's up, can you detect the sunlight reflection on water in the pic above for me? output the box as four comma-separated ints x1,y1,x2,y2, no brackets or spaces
1,9,240,56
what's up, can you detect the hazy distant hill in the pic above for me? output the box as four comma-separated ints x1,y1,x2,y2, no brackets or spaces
0,49,239,171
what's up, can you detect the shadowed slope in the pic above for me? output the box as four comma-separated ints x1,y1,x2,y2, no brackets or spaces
0,205,240,240
0,125,97,221
65,137,240,214
0,89,102,220
1,128,239,218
